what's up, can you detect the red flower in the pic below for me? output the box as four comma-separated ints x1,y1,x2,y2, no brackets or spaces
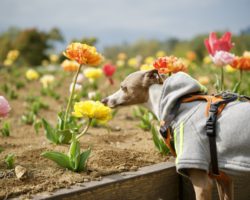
153,56,187,74
204,32,234,56
102,64,116,85
102,64,116,77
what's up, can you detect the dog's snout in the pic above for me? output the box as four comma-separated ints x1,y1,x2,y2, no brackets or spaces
101,97,108,105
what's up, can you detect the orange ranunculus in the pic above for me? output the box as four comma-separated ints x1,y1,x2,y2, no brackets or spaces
61,59,80,72
153,56,187,74
231,56,250,71
63,43,103,66
186,51,197,62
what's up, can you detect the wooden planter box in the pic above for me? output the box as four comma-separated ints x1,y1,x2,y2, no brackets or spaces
11,162,250,200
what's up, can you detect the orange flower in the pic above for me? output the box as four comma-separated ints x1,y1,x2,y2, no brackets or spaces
153,56,187,74
231,56,250,71
63,43,103,66
61,59,80,72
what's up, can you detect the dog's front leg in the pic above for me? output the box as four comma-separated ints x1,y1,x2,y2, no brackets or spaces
188,169,213,200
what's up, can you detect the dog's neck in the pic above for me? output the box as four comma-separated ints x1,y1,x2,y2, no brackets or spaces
144,84,163,119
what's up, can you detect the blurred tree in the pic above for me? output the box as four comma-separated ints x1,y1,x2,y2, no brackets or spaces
0,27,64,66
15,28,49,66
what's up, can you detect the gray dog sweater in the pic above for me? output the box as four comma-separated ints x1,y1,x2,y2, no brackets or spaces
158,72,250,176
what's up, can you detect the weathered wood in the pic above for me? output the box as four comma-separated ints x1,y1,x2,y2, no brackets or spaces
11,162,250,200
32,162,179,200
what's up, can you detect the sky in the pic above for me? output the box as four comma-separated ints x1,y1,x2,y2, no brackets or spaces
1,0,250,49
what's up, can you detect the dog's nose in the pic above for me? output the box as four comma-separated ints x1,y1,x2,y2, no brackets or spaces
101,97,108,105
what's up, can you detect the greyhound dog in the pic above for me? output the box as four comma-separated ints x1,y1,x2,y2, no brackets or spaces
102,69,250,200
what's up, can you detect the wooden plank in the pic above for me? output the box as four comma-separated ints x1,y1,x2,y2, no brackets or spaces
31,162,179,200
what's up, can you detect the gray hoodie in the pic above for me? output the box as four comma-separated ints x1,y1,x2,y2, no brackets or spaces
159,72,250,176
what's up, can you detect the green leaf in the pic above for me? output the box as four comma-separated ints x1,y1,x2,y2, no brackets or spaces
34,120,42,134
58,129,72,144
42,119,59,144
77,148,91,172
41,151,71,169
5,153,15,169
151,126,161,150
233,82,241,93
150,126,169,155
1,121,10,137
68,135,81,170
57,111,65,130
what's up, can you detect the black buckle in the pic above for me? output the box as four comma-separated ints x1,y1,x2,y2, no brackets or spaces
206,114,217,137
159,125,168,139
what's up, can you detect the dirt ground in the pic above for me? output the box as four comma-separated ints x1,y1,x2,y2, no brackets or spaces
0,71,170,199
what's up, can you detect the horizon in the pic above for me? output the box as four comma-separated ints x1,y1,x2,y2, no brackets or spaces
1,0,250,50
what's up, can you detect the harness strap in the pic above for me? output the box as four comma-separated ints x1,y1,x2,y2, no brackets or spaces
160,121,176,157
159,92,245,181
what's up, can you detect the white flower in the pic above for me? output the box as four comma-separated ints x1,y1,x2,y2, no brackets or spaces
88,91,97,100
70,83,82,93
211,51,235,67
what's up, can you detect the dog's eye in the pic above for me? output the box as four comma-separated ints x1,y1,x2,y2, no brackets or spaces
121,86,127,92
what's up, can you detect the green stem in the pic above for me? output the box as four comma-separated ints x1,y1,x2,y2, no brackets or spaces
76,118,92,140
220,67,224,91
63,65,82,129
168,72,172,77
239,69,243,94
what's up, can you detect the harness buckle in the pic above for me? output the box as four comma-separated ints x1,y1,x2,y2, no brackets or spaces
206,114,216,137
159,125,168,139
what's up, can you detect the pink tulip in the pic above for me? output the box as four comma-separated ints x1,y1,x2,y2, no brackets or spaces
76,73,85,84
204,32,234,56
0,96,11,118
211,51,235,67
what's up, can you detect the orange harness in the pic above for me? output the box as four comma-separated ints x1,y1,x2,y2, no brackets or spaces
160,93,246,182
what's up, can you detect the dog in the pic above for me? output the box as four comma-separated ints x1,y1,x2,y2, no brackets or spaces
102,69,250,200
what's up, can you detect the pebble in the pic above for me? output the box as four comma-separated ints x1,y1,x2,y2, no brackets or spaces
84,178,90,182
15,165,28,180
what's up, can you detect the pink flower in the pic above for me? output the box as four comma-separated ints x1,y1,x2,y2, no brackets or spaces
76,73,85,84
211,51,235,67
204,32,234,56
0,96,11,118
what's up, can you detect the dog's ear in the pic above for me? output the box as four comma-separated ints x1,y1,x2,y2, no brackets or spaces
143,69,163,87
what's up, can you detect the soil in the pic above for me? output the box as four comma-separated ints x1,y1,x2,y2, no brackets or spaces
0,70,169,199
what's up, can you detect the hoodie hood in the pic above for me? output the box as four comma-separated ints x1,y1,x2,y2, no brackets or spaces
158,72,207,121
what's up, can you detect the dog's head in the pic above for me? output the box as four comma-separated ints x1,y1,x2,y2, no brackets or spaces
102,69,163,108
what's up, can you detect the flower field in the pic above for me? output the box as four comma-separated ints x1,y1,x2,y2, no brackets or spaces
0,31,250,199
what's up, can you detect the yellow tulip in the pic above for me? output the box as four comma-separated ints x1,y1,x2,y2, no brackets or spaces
72,100,112,123
128,58,138,68
140,64,154,71
83,67,102,80
49,54,59,63
63,43,103,66
225,65,237,73
3,59,13,67
26,69,39,80
117,53,127,60
144,56,155,65
203,56,212,64
7,50,19,61
116,60,125,68
156,50,166,58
